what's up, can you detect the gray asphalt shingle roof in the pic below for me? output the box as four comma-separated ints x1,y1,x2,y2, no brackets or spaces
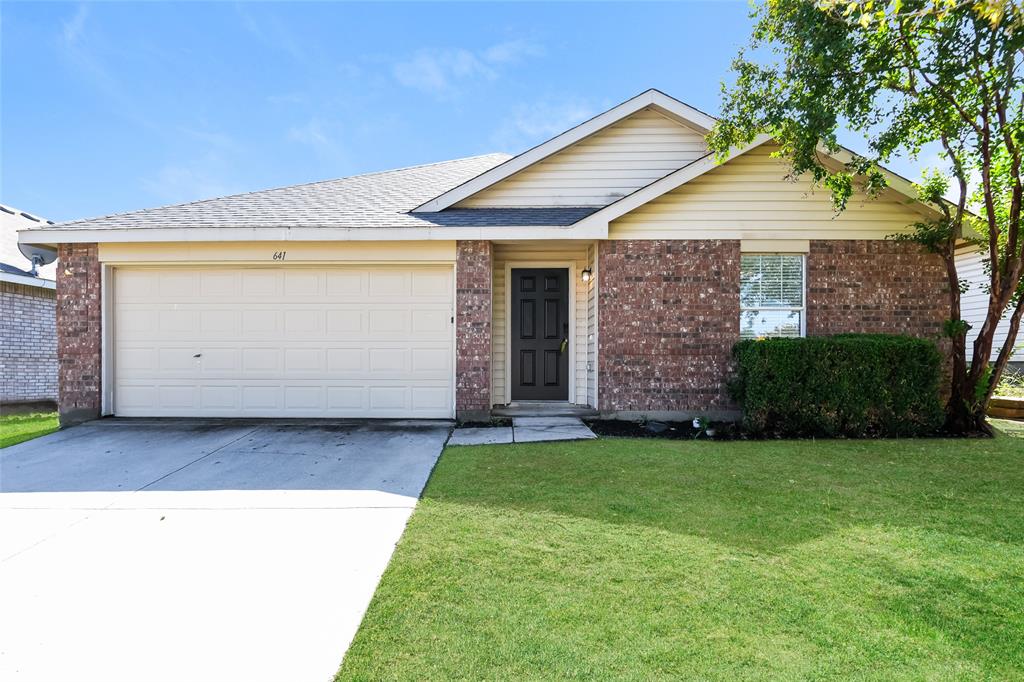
36,153,598,231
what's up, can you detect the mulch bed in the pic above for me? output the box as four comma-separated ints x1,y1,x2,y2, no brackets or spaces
584,419,739,440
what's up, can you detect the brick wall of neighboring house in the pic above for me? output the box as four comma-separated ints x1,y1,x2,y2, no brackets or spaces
57,243,102,426
455,240,492,420
598,239,741,416
0,281,57,405
807,240,948,337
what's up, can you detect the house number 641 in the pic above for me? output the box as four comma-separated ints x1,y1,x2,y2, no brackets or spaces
273,251,287,261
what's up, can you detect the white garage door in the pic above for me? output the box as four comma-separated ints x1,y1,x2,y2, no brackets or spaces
113,265,454,418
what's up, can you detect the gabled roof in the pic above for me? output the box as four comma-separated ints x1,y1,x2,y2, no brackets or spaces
412,89,718,213
568,137,945,233
20,87,945,246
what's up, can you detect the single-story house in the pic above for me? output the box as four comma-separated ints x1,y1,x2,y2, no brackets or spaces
955,244,1024,369
2,205,58,409
19,89,949,426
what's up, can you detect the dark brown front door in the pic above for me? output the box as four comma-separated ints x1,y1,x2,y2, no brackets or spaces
511,268,569,401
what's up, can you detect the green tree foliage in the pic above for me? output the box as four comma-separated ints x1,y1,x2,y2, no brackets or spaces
708,0,1024,434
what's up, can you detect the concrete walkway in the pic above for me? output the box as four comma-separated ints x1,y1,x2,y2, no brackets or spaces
0,418,449,682
448,417,596,446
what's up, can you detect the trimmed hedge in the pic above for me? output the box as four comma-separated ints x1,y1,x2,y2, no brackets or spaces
730,334,944,438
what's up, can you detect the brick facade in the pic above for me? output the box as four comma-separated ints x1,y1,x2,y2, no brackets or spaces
57,243,102,426
598,239,741,415
1,281,57,405
455,240,492,419
807,240,948,337
595,238,948,418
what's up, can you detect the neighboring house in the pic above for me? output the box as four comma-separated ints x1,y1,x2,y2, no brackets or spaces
1,205,58,408
955,244,1024,368
20,90,950,426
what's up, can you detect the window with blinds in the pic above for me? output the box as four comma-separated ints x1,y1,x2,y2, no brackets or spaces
739,255,805,339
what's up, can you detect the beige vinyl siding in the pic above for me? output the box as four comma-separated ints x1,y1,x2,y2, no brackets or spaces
491,242,594,406
956,245,1024,361
458,109,708,209
610,144,928,240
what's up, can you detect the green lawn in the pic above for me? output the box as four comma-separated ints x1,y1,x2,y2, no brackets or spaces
338,421,1024,681
0,412,59,448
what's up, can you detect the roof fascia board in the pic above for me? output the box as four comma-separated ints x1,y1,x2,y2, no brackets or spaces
18,223,609,246
572,135,773,231
412,89,717,213
0,271,56,289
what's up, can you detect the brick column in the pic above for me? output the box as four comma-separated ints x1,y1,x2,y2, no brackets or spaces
806,240,948,336
57,243,102,426
455,240,492,421
598,239,741,417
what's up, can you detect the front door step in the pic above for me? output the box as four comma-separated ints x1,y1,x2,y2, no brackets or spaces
492,402,598,418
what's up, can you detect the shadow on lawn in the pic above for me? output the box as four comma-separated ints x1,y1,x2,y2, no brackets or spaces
426,425,1024,553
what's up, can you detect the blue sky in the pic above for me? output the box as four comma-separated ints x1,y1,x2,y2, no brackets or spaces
3,2,926,223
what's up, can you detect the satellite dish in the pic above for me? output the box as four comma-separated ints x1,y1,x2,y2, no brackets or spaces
18,243,57,277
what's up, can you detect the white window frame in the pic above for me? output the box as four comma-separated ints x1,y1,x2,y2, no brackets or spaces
739,253,807,339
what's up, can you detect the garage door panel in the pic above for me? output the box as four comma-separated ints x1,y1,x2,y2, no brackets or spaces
200,386,238,410
242,385,282,411
326,348,365,373
160,385,199,409
326,386,364,410
117,308,158,339
284,349,325,373
242,310,281,336
325,271,364,296
411,270,453,297
412,309,451,335
242,271,282,297
412,386,450,410
368,271,410,297
283,310,325,337
241,348,281,373
114,266,454,418
284,386,322,410
284,271,322,297
199,271,241,297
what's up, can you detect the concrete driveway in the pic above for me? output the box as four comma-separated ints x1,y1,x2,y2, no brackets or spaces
0,419,450,682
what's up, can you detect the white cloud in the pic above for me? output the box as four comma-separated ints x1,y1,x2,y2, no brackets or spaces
482,39,544,65
287,119,330,147
143,165,237,204
142,129,243,204
286,118,347,163
393,48,494,96
61,4,88,45
392,39,543,97
491,98,596,152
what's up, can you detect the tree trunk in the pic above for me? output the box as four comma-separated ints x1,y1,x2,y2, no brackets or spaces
944,381,993,436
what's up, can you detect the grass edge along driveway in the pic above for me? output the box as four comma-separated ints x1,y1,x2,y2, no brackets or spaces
0,412,58,448
338,421,1024,680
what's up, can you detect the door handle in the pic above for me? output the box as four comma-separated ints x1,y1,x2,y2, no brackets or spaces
559,338,568,354
193,353,202,358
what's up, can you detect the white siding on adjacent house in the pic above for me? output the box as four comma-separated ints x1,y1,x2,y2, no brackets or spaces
610,144,928,240
457,109,708,208
956,246,1024,361
586,242,598,408
491,242,593,406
